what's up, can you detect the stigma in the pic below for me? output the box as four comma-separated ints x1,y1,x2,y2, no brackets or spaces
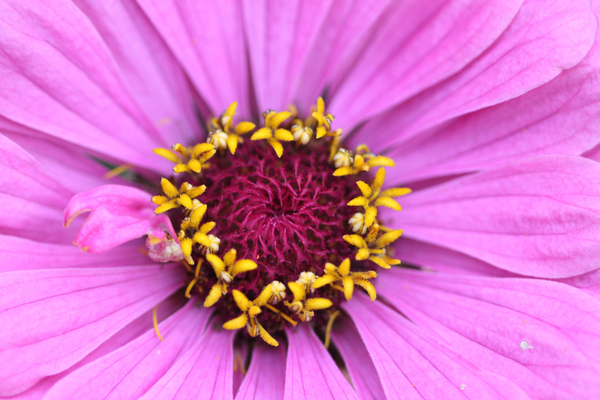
150,98,410,345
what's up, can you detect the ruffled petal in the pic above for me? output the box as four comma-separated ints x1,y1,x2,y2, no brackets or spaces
0,1,172,170
284,325,359,400
393,155,600,278
383,42,600,181
242,0,334,112
43,301,211,400
344,293,529,399
137,0,250,118
139,327,235,400
235,345,285,400
0,264,184,396
64,185,176,253
376,269,600,398
352,0,597,150
330,0,525,129
330,318,385,400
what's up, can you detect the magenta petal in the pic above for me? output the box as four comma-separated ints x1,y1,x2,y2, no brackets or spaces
394,238,514,277
242,0,334,112
72,0,200,146
137,0,250,118
293,0,390,111
344,293,529,399
235,345,285,400
354,0,598,152
64,185,175,253
383,44,600,181
394,155,600,278
377,269,600,398
0,236,148,273
284,325,358,400
0,264,183,396
331,318,385,400
43,301,211,400
330,0,524,129
0,1,171,170
139,327,235,400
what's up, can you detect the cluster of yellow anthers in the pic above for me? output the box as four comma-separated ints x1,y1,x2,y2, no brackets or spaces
150,98,409,347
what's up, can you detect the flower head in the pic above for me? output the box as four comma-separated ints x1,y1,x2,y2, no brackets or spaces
2,1,600,399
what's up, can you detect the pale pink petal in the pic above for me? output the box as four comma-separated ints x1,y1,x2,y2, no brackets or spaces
330,318,385,400
353,0,597,150
139,327,235,400
344,293,529,399
377,269,600,398
242,0,334,112
284,325,359,400
64,185,176,253
137,0,250,118
394,238,514,277
392,155,600,278
383,42,600,182
330,0,525,129
0,264,184,396
72,0,200,146
43,301,211,400
0,1,171,171
293,0,390,112
0,236,148,273
235,345,285,400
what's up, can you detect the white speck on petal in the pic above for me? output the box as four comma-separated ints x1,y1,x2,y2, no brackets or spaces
460,384,466,390
520,340,533,350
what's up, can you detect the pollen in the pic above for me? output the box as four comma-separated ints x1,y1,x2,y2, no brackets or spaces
149,99,408,345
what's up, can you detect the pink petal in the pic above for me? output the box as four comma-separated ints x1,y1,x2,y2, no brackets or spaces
242,0,334,112
383,42,600,182
330,0,525,129
0,264,184,396
43,301,211,400
9,295,185,399
71,0,201,146
392,155,600,278
344,293,529,399
557,269,600,302
137,0,250,119
0,1,171,171
139,327,235,400
394,238,514,277
0,235,148,273
377,269,600,398
353,0,597,151
284,325,359,400
0,134,71,208
293,0,390,112
64,185,176,253
330,317,385,400
235,345,286,400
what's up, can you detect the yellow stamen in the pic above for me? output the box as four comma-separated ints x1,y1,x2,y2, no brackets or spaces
324,310,341,349
104,163,132,179
185,279,197,298
265,303,297,326
153,306,164,342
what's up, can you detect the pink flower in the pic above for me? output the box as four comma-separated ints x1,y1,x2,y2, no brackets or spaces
2,1,600,399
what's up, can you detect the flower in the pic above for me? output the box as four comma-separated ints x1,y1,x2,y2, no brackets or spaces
2,1,600,399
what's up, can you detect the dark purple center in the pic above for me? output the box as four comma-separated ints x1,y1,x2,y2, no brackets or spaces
169,138,367,330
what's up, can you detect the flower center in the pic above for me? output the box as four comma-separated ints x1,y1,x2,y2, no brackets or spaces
150,99,410,346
